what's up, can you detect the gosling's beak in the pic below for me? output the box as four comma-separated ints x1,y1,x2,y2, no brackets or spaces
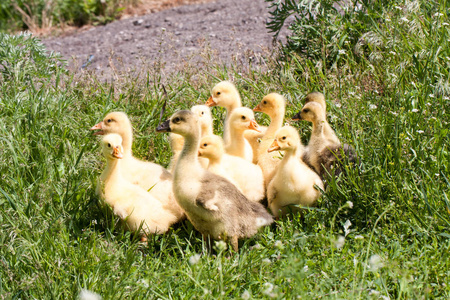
113,146,123,159
267,139,280,153
248,119,261,132
205,96,217,107
253,103,262,112
90,121,104,135
292,111,302,121
156,119,171,132
198,149,203,157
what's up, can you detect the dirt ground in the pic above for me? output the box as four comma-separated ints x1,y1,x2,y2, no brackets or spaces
42,0,288,79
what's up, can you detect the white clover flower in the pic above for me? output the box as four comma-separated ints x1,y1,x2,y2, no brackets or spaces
369,104,377,110
274,240,284,249
338,49,346,55
189,254,201,265
335,103,342,108
334,235,345,249
346,201,354,208
303,265,309,272
137,279,149,288
214,240,227,251
343,220,352,236
241,290,251,300
429,94,435,98
411,108,418,113
369,254,384,271
79,289,102,300
435,173,440,177
262,258,271,264
417,130,424,134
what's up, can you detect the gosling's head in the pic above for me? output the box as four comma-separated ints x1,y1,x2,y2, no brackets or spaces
206,81,241,108
156,110,199,137
101,133,124,160
268,126,301,153
228,107,261,133
191,105,213,134
198,135,224,160
253,93,286,118
292,102,325,123
90,112,132,137
304,92,326,111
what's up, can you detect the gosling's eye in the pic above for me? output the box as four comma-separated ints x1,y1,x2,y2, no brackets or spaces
304,109,310,113
241,116,246,120
217,92,221,95
108,143,111,147
173,117,180,123
203,143,208,147
263,100,267,104
282,136,286,140
201,111,205,115
107,119,112,123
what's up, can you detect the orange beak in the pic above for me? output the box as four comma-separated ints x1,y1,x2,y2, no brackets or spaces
112,146,123,159
267,139,280,153
198,149,203,157
205,96,217,107
90,121,104,135
248,119,261,132
253,103,262,112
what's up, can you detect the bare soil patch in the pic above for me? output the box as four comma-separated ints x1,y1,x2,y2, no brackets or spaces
42,0,287,78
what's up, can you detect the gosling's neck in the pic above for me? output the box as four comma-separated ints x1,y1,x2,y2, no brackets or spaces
102,157,122,183
121,127,134,158
266,107,285,138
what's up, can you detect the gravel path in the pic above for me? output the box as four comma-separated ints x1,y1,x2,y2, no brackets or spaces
42,0,287,77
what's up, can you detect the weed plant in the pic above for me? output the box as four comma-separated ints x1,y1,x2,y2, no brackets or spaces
0,0,449,298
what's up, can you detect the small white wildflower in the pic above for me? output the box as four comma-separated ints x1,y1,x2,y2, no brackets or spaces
335,103,342,108
369,104,377,110
405,137,411,141
203,288,210,295
263,283,276,297
429,94,435,98
411,108,418,113
189,253,201,265
274,240,284,249
250,243,261,250
400,17,409,23
426,102,432,106
442,22,449,26
334,235,345,249
369,254,384,271
435,173,440,177
369,289,380,296
161,27,166,31
389,51,396,55
303,265,309,272
354,235,364,240
417,130,424,134
411,81,416,87
343,220,352,236
214,240,227,252
433,12,443,17
137,279,149,288
262,258,271,264
79,289,102,300
241,290,251,300
338,49,346,55
346,201,354,208
390,111,398,116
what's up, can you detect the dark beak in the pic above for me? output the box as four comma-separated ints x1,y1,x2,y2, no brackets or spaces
292,111,302,121
156,119,171,132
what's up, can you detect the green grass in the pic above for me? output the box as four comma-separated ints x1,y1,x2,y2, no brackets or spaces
1,1,450,298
